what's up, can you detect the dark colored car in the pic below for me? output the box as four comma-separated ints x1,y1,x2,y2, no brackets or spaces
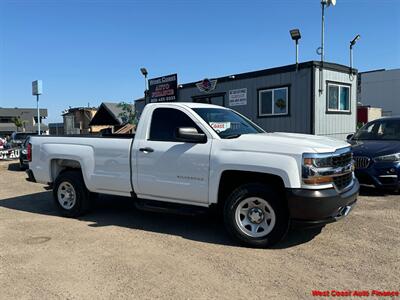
19,137,31,170
10,132,37,148
347,117,400,191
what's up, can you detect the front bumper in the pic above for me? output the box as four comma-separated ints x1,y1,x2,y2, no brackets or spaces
355,161,400,190
286,179,359,226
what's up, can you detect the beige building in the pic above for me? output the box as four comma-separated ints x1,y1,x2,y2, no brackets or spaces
62,107,98,135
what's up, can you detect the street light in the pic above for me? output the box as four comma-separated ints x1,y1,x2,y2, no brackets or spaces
318,0,336,94
350,34,361,73
140,67,148,103
290,28,301,71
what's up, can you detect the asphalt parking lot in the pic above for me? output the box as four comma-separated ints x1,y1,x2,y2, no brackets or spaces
0,160,399,299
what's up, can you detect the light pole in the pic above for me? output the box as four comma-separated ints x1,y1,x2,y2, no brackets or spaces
318,0,336,94
350,34,360,73
140,67,148,104
32,80,43,135
290,29,301,71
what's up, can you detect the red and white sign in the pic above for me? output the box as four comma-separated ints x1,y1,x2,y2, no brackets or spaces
209,122,231,133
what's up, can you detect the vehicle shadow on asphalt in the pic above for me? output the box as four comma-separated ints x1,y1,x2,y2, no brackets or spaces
7,162,22,172
0,190,323,249
359,185,399,197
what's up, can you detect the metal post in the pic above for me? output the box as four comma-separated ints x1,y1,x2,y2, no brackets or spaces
350,45,353,71
295,40,299,71
319,1,325,94
321,2,325,63
36,94,41,135
144,74,148,104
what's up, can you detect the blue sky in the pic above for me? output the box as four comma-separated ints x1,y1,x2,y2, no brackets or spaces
0,0,399,123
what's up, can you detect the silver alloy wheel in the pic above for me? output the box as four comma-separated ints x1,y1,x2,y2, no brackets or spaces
57,181,76,210
235,197,276,238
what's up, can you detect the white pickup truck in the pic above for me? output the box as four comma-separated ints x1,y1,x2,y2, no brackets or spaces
27,102,359,247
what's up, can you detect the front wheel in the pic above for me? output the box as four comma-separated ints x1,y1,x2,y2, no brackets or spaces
224,183,289,248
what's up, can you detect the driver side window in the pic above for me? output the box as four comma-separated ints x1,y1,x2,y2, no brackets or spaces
149,108,203,142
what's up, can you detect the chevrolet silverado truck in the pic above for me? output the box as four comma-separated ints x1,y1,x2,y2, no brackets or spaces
27,103,359,247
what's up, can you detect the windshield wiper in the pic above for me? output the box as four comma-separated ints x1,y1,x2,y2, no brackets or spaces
223,134,242,139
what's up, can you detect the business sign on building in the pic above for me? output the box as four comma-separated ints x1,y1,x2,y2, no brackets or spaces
229,88,247,106
148,74,178,103
196,78,217,93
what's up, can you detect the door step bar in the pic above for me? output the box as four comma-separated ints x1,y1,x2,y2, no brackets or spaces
133,198,208,216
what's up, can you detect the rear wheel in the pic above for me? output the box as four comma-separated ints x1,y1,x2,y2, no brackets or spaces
224,183,289,248
53,170,91,217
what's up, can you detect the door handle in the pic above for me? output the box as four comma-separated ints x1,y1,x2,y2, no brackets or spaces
139,147,154,153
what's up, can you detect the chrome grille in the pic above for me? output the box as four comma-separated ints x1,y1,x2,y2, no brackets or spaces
333,173,353,191
354,156,370,169
332,152,353,167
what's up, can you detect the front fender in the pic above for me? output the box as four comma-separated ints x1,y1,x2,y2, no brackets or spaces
209,150,301,204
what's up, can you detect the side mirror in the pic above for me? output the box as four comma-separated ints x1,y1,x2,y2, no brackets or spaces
346,134,354,141
176,127,207,143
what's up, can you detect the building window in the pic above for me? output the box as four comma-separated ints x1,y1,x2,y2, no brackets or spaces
258,87,288,117
327,83,350,112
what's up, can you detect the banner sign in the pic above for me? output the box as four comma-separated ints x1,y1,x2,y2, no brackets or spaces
0,148,20,160
229,88,247,106
148,74,178,103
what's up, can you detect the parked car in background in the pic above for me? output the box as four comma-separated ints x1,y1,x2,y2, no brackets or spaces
10,132,37,148
348,116,400,191
19,137,31,170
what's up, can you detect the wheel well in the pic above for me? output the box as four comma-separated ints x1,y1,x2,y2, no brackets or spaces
50,159,82,182
217,170,286,207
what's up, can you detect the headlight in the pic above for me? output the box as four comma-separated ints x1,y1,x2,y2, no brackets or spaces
302,150,354,186
374,153,400,162
302,154,334,185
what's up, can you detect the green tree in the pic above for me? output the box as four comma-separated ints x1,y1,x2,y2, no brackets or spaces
117,102,137,125
13,117,26,132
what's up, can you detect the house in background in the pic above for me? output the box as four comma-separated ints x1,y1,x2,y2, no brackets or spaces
62,106,98,135
0,107,48,136
357,68,400,116
89,102,134,133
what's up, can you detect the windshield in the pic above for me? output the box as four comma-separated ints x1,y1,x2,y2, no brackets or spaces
193,108,264,138
353,119,400,141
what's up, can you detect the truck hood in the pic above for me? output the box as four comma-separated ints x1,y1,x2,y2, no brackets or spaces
224,132,349,154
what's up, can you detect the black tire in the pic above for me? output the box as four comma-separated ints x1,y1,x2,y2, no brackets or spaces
224,183,289,248
53,170,91,218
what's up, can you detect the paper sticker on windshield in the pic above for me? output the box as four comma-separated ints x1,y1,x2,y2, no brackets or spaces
209,122,231,133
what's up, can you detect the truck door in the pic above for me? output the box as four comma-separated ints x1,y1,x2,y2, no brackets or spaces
136,107,211,204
